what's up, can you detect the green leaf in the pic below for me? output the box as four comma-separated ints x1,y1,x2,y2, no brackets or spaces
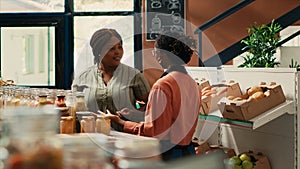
239,20,282,68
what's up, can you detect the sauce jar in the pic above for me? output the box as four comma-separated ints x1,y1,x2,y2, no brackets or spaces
56,95,67,108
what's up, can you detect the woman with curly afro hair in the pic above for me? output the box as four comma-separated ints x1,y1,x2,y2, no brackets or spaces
104,31,201,161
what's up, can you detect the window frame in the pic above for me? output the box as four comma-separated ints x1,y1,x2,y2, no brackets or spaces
0,0,142,89
0,13,69,89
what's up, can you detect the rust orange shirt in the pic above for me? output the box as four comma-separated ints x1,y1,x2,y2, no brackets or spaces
124,71,201,146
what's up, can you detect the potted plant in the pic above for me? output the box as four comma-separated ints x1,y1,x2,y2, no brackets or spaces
238,20,282,68
289,58,300,68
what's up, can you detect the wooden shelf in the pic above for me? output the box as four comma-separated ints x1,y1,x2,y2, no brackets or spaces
249,100,295,129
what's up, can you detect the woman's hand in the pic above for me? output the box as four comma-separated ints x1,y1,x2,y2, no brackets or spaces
117,108,145,122
98,110,125,126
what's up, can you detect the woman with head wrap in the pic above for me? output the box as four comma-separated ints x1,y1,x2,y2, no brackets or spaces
72,28,150,131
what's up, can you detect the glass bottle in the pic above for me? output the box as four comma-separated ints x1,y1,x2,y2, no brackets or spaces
56,90,67,108
1,106,63,169
74,91,88,133
65,90,77,133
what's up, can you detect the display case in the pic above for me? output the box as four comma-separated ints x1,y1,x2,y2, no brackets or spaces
188,67,299,169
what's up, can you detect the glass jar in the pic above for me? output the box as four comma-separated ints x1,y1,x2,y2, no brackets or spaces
60,134,108,169
74,91,87,112
56,94,69,117
65,90,77,133
19,88,31,107
37,89,52,106
74,92,88,133
60,116,74,134
3,87,13,107
65,90,76,108
56,95,67,107
10,88,22,106
0,89,5,109
47,89,57,105
96,116,111,135
28,88,39,107
80,115,95,133
38,95,49,106
1,106,63,169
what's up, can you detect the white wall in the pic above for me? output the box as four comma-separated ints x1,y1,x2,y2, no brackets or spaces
234,26,300,68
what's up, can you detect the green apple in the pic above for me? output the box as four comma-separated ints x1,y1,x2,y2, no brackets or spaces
239,153,251,161
233,165,242,169
229,156,242,165
242,160,254,169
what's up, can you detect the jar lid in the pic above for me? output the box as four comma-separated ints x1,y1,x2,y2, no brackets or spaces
82,115,95,120
75,91,85,97
76,111,92,116
61,116,73,120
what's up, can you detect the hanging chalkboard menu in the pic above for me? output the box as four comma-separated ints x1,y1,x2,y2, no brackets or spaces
146,0,185,41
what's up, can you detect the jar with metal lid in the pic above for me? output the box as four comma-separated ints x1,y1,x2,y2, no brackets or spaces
80,115,95,133
60,116,74,134
96,116,111,135
1,106,63,169
56,93,69,117
37,89,52,106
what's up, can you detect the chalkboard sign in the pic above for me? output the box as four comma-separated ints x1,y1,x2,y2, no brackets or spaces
146,0,185,41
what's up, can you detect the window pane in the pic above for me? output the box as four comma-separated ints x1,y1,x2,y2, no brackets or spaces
73,16,134,77
1,27,55,86
0,0,64,13
74,0,133,12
